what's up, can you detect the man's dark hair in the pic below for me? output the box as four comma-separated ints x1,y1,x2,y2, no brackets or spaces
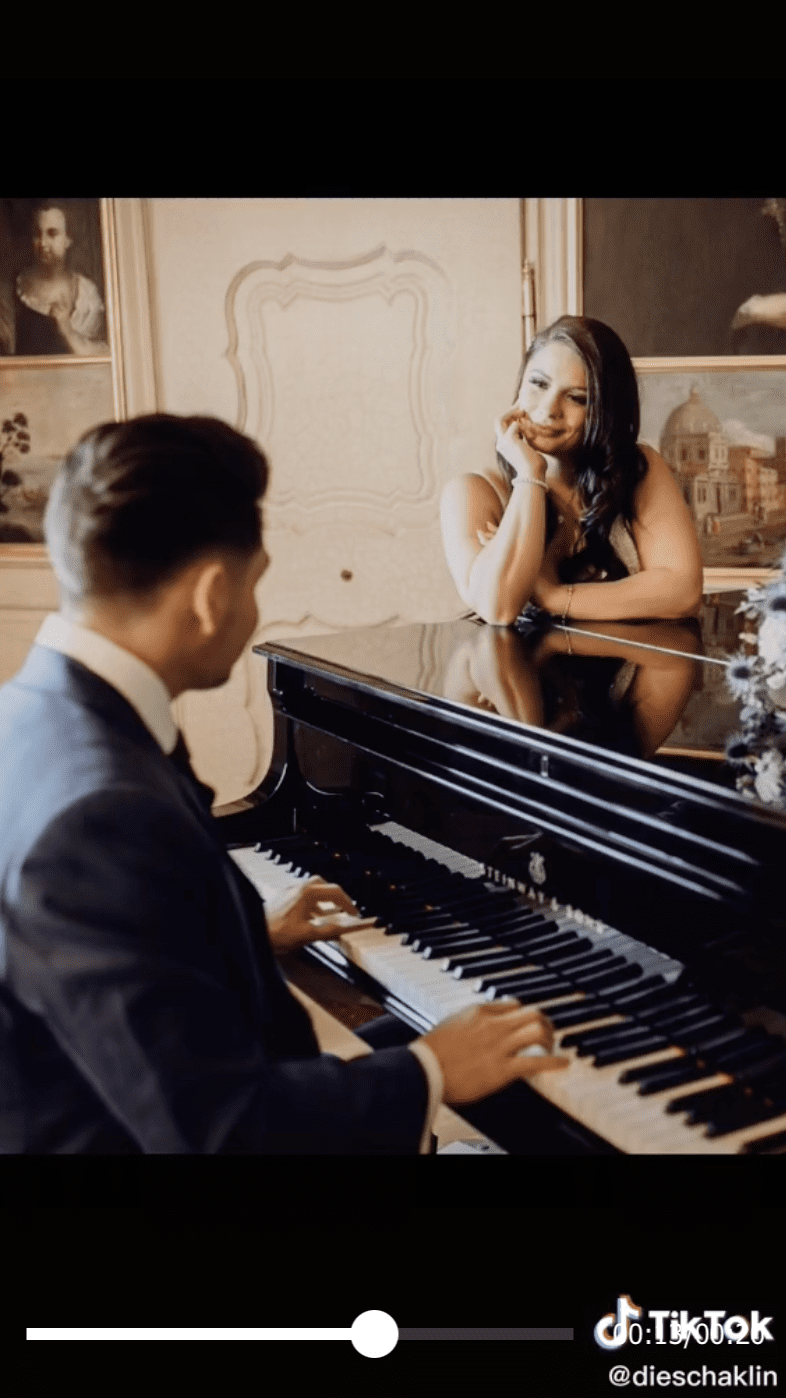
45,414,269,601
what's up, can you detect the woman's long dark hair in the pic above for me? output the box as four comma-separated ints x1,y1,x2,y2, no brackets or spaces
501,316,649,582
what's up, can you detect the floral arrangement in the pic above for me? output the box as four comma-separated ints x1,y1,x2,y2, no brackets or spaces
725,547,786,807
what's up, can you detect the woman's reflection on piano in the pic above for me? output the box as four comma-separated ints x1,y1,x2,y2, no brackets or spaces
442,618,701,759
440,316,704,628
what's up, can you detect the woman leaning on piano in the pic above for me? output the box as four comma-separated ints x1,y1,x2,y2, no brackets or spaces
440,316,703,628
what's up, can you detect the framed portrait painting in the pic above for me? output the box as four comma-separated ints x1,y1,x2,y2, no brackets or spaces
581,197,786,578
582,197,786,361
0,198,122,550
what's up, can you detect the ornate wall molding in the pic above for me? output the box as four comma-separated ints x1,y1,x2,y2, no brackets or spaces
225,244,453,532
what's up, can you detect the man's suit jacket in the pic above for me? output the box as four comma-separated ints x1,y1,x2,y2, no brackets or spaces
0,646,428,1153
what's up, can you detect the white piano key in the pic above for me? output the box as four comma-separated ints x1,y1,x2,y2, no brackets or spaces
228,846,305,910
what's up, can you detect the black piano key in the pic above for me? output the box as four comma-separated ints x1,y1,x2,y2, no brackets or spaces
645,1001,715,1032
381,882,444,906
579,1030,665,1060
669,1084,737,1119
497,924,562,949
742,1128,786,1154
705,1092,786,1137
451,952,529,978
670,1014,730,1047
651,999,717,1023
532,937,593,961
416,888,514,917
707,1040,773,1074
381,888,462,913
508,939,583,962
640,1065,722,1095
535,946,613,971
592,1035,670,1067
407,922,490,943
403,932,474,951
398,917,469,942
486,977,576,1001
639,990,705,1014
578,1024,664,1052
417,935,494,956
481,967,570,993
604,976,672,1008
405,914,490,935
389,900,465,921
416,929,491,950
561,1022,643,1051
545,999,614,1027
477,908,552,933
618,1058,709,1091
438,938,523,961
489,925,583,950
724,1044,786,1078
667,1045,782,1118
564,955,627,981
687,1026,750,1055
569,961,642,990
675,1022,742,1053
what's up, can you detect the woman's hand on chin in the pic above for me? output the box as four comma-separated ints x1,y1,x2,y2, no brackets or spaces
495,411,547,483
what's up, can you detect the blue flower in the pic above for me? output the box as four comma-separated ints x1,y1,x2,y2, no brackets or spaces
762,577,786,613
725,732,753,764
725,653,759,699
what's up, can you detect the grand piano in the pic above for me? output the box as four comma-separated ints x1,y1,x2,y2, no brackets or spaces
217,590,786,1155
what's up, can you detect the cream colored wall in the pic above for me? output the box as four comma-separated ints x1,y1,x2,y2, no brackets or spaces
144,198,527,803
1,197,547,806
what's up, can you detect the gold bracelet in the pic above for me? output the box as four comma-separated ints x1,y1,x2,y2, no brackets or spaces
561,584,575,626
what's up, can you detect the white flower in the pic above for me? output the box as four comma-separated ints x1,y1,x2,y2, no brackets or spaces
753,748,786,806
766,678,786,707
725,652,759,699
758,613,786,669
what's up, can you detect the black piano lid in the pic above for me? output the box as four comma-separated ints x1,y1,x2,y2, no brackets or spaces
250,593,786,1013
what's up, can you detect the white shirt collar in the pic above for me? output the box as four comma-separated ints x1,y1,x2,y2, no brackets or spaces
35,613,178,755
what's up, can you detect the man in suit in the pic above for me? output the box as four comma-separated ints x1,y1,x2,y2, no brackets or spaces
0,414,565,1153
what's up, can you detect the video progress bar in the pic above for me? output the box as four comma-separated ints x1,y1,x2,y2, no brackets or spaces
398,1329,573,1341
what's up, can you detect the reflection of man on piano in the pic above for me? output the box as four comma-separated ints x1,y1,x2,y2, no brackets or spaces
0,414,567,1154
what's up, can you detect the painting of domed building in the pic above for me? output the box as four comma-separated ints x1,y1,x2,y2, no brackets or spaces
639,370,786,568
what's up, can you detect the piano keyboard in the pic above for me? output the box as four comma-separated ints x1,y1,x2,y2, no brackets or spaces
230,824,786,1155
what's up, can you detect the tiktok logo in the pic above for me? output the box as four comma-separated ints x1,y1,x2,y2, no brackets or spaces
594,1298,774,1350
595,1296,643,1349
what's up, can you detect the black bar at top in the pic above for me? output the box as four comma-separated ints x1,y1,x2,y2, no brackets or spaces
397,1328,574,1341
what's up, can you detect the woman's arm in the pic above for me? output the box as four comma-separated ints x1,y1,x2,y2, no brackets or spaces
533,446,704,622
440,418,549,625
